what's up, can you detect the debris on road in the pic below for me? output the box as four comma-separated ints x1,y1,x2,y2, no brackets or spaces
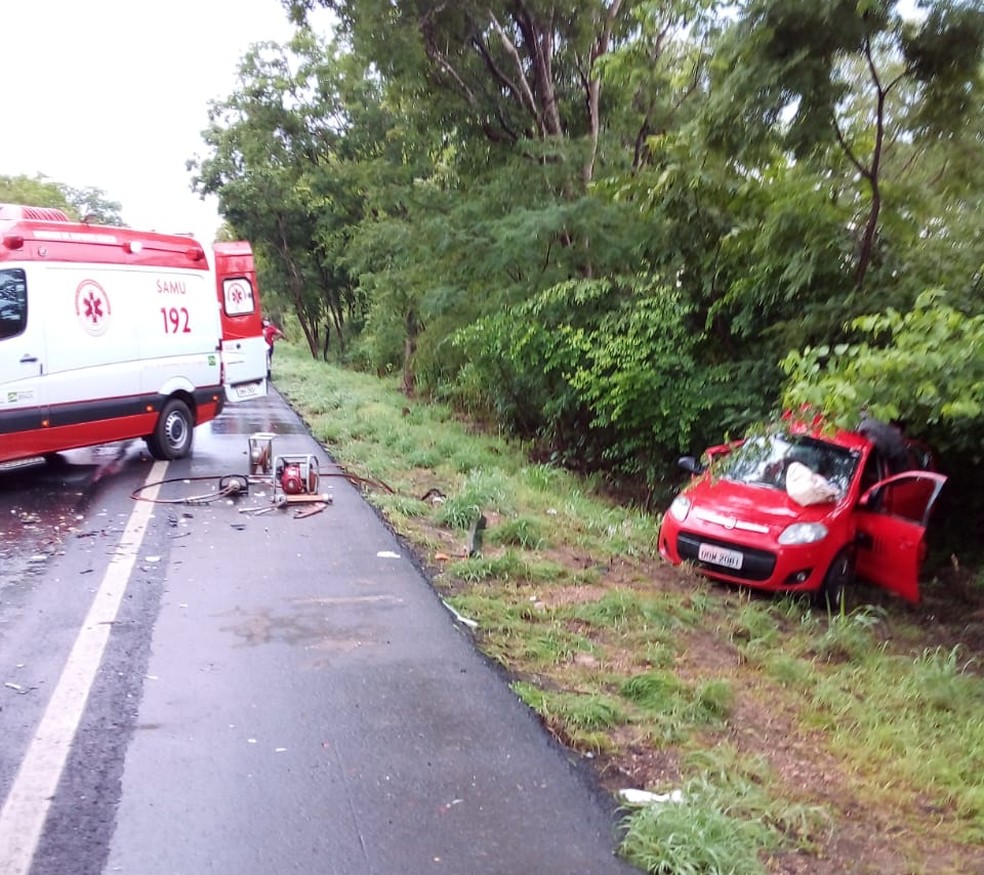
4,682,35,695
238,505,278,517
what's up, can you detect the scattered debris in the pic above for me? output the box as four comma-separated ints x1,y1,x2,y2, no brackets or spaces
442,600,478,629
618,788,684,807
4,682,34,695
238,505,278,517
377,551,400,559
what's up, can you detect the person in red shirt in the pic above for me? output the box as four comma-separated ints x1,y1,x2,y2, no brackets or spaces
262,318,284,378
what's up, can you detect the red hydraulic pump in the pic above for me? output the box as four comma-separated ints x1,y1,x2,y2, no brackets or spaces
274,454,320,496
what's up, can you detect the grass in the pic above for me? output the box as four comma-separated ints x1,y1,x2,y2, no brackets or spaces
809,643,984,840
619,747,830,875
272,346,984,873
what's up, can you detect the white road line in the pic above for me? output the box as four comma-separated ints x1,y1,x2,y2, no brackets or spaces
0,460,167,875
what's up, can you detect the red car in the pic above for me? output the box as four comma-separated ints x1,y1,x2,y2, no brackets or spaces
657,424,946,607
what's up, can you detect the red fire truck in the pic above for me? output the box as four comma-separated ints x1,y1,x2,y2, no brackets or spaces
0,204,268,467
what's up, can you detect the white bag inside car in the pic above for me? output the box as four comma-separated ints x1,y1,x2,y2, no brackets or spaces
785,461,839,506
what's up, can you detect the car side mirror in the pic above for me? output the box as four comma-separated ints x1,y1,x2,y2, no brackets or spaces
678,456,705,476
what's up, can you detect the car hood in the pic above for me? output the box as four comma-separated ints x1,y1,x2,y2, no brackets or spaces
684,477,838,536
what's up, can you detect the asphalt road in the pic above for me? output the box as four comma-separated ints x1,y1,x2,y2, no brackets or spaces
0,390,639,875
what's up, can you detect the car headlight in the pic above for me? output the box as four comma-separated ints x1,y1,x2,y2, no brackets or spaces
669,495,692,522
778,522,828,545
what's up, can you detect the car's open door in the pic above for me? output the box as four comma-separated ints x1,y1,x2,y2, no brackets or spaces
854,471,947,602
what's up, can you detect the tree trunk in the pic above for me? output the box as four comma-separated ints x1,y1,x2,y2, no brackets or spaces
583,1,623,185
854,178,881,290
276,215,320,357
329,298,345,353
854,37,888,290
401,308,419,397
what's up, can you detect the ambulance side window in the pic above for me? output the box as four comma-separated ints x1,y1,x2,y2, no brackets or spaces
0,269,27,340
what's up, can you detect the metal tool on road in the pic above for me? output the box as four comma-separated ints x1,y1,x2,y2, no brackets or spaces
238,503,280,516
293,502,327,519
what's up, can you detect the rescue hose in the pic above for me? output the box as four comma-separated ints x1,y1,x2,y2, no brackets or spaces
319,471,395,494
130,474,250,505
129,470,392,505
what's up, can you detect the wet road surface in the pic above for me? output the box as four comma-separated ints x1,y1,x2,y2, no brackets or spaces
0,390,637,874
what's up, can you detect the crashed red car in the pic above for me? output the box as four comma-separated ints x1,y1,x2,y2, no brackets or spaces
657,423,946,606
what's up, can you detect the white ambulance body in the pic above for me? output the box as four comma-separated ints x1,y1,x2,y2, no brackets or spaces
0,204,268,467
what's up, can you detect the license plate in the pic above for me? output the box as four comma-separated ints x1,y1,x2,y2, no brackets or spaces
233,381,261,400
698,543,744,570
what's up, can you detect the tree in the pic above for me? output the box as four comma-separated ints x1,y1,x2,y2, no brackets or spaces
191,32,384,358
0,174,77,217
0,174,124,225
285,0,645,179
709,0,984,289
781,290,984,456
62,185,124,226
278,0,721,400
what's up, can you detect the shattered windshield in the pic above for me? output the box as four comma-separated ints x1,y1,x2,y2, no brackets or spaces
719,433,859,498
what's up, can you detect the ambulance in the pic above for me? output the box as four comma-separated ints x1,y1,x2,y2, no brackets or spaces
0,204,269,468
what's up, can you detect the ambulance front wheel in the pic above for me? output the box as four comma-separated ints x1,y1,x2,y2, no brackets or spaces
146,399,194,461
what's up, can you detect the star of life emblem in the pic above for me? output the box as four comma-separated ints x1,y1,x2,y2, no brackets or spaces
75,279,112,335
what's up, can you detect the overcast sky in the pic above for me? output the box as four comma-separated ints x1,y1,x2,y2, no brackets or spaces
4,0,325,243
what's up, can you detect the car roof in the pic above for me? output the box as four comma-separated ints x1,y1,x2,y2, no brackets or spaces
824,429,871,453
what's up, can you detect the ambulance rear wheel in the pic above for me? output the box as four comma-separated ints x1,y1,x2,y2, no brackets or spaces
146,399,194,461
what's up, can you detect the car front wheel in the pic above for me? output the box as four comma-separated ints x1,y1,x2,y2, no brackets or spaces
816,548,854,613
